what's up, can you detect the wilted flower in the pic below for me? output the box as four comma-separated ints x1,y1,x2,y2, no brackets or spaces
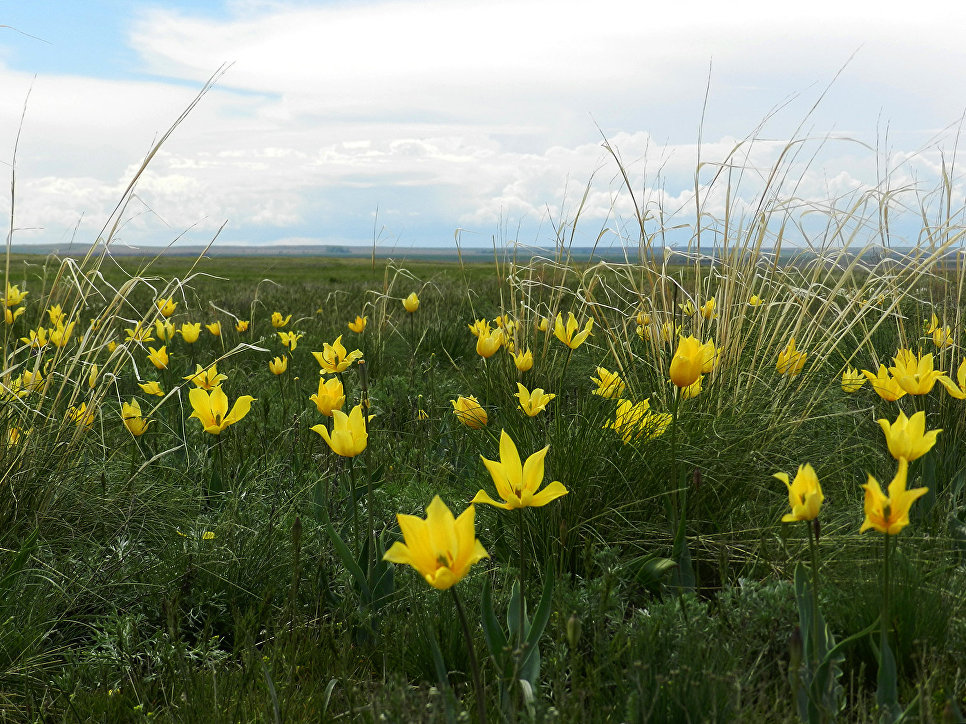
271,312,292,328
269,356,288,375
311,404,368,456
774,463,823,522
451,395,487,429
403,292,420,313
472,429,568,510
513,349,533,372
862,365,906,401
156,297,178,317
310,376,346,416
147,346,169,370
670,336,704,388
348,315,368,333
121,399,150,437
138,380,164,397
591,367,625,398
878,410,940,462
188,386,255,435
777,337,806,376
841,366,866,393
183,364,227,390
179,322,201,343
860,460,928,535
313,335,364,373
206,321,222,337
383,496,488,590
554,312,593,350
515,383,555,417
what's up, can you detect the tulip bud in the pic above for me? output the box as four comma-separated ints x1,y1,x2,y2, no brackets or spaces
566,614,582,650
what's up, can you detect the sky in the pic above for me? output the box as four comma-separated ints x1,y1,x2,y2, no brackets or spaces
2,0,966,250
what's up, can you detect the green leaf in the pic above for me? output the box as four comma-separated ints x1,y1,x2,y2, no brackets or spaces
0,528,38,604
876,634,899,721
480,576,509,671
320,508,371,602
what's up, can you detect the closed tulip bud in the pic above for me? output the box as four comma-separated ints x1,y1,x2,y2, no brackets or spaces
403,292,420,313
236,320,250,332
121,399,150,437
476,329,503,358
271,312,292,328
206,321,222,337
310,376,346,416
669,336,704,388
180,322,201,343
513,349,533,372
451,395,487,429
269,356,288,375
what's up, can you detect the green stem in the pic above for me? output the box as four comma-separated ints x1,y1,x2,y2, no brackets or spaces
517,509,526,648
807,520,821,669
881,531,891,658
348,457,360,557
451,588,487,724
669,387,681,525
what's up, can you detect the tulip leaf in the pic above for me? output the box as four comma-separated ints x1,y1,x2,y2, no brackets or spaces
524,563,554,653
876,635,899,720
480,576,509,669
0,528,37,606
507,581,527,642
320,508,372,602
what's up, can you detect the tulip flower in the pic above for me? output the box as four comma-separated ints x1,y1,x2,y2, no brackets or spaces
383,496,489,590
467,319,489,337
49,322,76,349
348,315,368,333
107,340,117,353
554,312,593,350
67,402,96,429
925,313,939,334
310,376,346,416
512,349,533,372
591,367,625,398
139,381,164,397
271,312,292,328
636,310,652,326
235,320,250,333
180,322,201,343
269,356,288,375
156,297,178,317
403,292,420,313
700,339,718,374
515,383,555,417
278,331,303,351
841,366,866,393
938,358,966,399
877,410,940,462
125,322,155,343
774,464,823,523
312,335,364,373
660,320,680,343
476,329,503,358
681,375,703,399
183,364,228,390
536,317,550,332
608,400,670,443
4,306,24,325
155,319,176,342
933,326,953,348
48,305,65,326
679,300,696,316
777,337,806,376
748,295,764,307
147,346,169,370
861,365,906,402
451,395,487,429
472,429,568,510
121,399,150,437
670,335,704,388
860,460,928,535
312,404,368,457
5,284,27,307
188,386,255,435
206,321,222,337
890,348,944,395
88,364,98,389
700,298,717,320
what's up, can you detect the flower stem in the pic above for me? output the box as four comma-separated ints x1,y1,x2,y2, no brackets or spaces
807,519,821,669
348,457,360,557
881,531,891,658
451,588,487,724
517,509,526,648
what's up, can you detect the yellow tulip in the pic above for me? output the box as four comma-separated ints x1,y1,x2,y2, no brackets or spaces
311,404,368,457
310,376,346,416
861,364,906,402
553,312,593,350
841,366,866,393
925,312,939,334
471,429,568,510
348,315,368,333
890,348,944,395
403,292,420,313
147,345,169,370
860,460,928,535
679,300,695,316
49,322,75,348
188,386,255,435
156,297,178,317
278,331,303,350
669,335,704,388
932,326,953,348
4,306,24,325
107,339,117,353
383,496,489,590
877,410,940,462
512,349,533,372
467,319,489,337
5,284,27,307
155,319,176,342
636,310,652,326
748,295,764,307
774,463,823,523
699,298,717,320
660,320,680,343
125,322,155,343
179,322,201,343
591,367,625,398
536,316,550,332
88,364,98,389
206,321,222,337
138,381,164,397
476,329,503,358
67,402,96,429
235,320,250,333
451,395,487,429
183,364,228,390
938,358,966,399
121,399,150,437
48,305,65,326
681,375,703,399
515,383,555,417
271,312,292,328
777,337,806,376
700,339,718,374
269,356,288,375
312,335,364,373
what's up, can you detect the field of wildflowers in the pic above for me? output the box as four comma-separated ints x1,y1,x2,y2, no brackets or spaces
2,94,966,723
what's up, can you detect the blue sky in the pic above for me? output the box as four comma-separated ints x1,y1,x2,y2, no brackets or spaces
2,1,966,250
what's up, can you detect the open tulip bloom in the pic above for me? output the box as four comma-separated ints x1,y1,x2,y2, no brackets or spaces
188,386,255,435
515,382,555,417
554,312,593,349
383,496,489,590
860,460,928,536
313,335,364,373
312,404,368,457
877,410,940,462
472,430,568,510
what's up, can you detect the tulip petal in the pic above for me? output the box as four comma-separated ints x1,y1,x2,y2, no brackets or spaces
470,489,514,510
528,480,569,507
